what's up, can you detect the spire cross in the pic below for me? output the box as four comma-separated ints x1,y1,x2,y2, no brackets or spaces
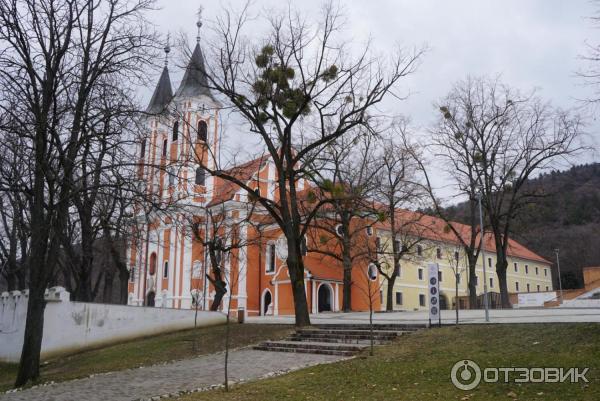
196,6,204,43
164,33,171,67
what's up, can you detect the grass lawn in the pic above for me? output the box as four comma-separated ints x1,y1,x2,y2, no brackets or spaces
0,323,292,392
181,323,600,401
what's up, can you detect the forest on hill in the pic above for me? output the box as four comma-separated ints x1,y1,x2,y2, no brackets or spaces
444,163,600,289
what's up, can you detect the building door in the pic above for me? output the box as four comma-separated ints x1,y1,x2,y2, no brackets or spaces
318,284,333,312
146,291,155,307
262,290,272,315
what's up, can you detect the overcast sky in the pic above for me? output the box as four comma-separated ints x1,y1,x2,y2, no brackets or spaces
147,0,599,202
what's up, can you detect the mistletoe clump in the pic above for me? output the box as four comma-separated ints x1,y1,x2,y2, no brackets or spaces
252,44,338,119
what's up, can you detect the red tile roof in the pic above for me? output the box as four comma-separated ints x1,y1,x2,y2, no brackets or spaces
207,155,550,265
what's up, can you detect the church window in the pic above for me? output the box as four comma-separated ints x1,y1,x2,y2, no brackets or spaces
198,120,208,142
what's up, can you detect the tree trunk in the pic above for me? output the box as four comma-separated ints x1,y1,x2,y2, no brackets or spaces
209,283,227,311
287,252,311,326
468,255,478,309
6,272,16,293
103,270,114,303
15,291,46,386
342,266,352,312
496,256,510,308
118,269,129,305
386,274,397,312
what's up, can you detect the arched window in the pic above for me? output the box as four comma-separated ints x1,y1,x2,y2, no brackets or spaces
149,252,157,275
195,166,206,186
163,260,169,279
162,138,168,157
172,121,179,141
140,140,146,158
266,243,276,273
198,120,208,142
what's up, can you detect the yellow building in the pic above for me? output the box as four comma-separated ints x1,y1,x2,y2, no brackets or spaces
375,215,553,311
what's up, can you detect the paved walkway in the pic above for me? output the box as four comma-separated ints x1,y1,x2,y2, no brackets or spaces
247,307,600,325
1,349,341,401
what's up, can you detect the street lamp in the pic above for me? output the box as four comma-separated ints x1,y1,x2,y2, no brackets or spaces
554,248,563,304
477,191,490,322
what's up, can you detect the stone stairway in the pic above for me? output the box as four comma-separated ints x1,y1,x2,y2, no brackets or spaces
254,323,425,356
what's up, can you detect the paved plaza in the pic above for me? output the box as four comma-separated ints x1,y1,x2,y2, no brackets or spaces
247,307,600,326
1,349,342,401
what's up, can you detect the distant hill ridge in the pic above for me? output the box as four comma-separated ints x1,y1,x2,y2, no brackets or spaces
444,163,600,289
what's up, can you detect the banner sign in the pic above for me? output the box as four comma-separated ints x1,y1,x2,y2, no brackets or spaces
428,263,440,326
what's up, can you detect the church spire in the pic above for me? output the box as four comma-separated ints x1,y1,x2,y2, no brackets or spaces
196,6,203,43
174,7,213,100
146,36,173,114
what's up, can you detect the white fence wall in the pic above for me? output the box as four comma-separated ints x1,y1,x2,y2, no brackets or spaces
0,287,226,362
516,291,557,307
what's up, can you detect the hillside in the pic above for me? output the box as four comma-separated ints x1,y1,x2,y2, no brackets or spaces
445,163,600,289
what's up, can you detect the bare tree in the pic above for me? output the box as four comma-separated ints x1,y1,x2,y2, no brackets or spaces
437,76,585,307
306,132,381,312
0,0,158,386
373,127,431,311
423,109,486,308
183,2,423,326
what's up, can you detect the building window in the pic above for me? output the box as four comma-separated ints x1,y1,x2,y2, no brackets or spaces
527,283,530,292
130,266,135,282
198,120,208,142
438,271,443,282
514,262,518,273
419,294,426,307
367,263,378,281
546,286,549,291
375,237,381,254
366,226,373,236
490,277,494,288
140,140,146,158
544,268,548,277
488,257,492,268
266,243,276,273
418,268,423,280
454,251,459,261
149,252,157,275
162,138,168,157
515,281,519,291
394,239,401,253
395,292,403,305
473,276,478,286
436,247,442,259
537,285,540,292
456,274,461,284
172,121,179,141
417,245,423,257
195,167,206,186
163,261,169,279
168,169,176,187
535,267,539,275
525,265,529,274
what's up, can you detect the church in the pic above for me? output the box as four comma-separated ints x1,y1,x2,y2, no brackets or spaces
126,20,554,317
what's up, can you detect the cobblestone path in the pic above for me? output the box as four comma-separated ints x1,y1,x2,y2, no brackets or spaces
1,349,342,401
